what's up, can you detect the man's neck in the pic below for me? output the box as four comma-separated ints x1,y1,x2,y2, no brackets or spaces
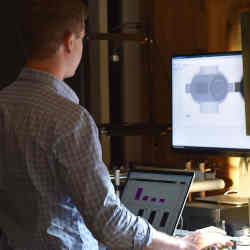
26,58,65,80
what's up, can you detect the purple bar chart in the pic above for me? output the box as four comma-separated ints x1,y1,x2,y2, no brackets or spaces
134,188,166,203
135,188,143,200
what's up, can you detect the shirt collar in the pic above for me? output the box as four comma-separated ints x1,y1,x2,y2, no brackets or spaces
17,67,79,104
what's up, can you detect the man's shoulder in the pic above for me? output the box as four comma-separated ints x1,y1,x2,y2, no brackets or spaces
52,97,89,120
52,100,96,133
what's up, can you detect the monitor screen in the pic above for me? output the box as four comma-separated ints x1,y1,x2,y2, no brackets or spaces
171,51,250,154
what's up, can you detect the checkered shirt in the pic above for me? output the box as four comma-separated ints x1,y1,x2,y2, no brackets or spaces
0,68,154,250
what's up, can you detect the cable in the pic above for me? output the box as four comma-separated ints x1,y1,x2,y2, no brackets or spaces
178,215,184,230
224,190,238,195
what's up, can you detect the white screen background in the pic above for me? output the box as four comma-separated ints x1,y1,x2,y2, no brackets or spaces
172,54,250,150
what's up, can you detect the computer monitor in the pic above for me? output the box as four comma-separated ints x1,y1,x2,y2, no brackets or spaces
171,51,250,155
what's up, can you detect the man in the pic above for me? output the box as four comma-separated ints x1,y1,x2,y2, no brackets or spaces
0,0,232,249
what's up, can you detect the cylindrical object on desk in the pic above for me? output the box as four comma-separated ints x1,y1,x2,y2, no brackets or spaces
185,160,192,201
185,160,192,170
221,220,226,232
198,161,206,197
249,198,250,226
189,179,225,193
199,161,206,173
114,169,120,198
114,169,120,186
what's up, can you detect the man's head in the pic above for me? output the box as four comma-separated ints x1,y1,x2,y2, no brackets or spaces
20,0,88,78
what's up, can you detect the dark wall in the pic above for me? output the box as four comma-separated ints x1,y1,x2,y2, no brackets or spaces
0,4,25,90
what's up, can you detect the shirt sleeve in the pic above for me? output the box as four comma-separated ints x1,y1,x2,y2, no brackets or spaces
52,108,154,250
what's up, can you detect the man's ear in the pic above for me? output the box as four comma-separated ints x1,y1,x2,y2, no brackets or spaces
64,33,74,53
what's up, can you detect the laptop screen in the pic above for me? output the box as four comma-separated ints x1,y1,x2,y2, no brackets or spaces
120,169,195,235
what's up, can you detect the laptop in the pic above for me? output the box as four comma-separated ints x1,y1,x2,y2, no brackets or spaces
120,168,195,235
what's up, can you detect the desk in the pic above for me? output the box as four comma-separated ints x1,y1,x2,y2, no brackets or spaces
182,202,249,232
